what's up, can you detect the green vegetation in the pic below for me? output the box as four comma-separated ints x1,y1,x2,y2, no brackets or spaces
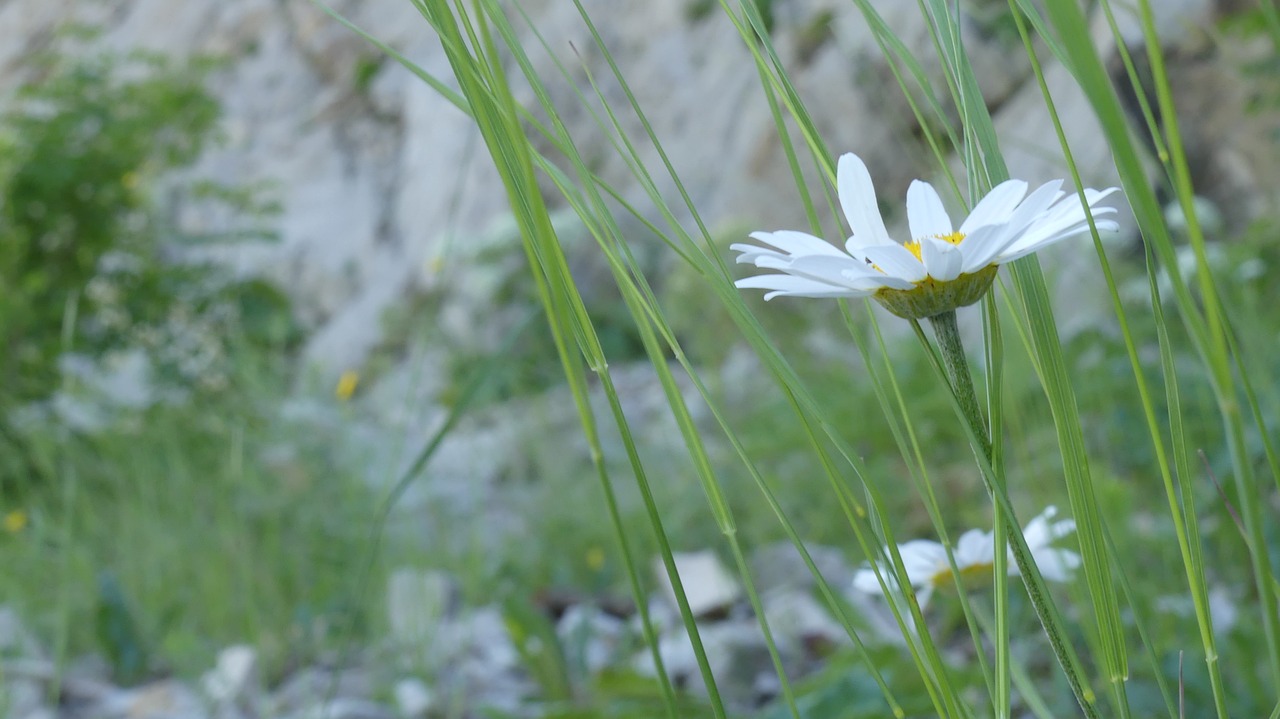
6,2,1280,718
0,38,374,684
327,0,1280,716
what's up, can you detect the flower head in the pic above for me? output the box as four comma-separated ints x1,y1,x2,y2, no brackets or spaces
733,153,1121,318
852,506,1080,607
335,370,360,402
4,509,27,534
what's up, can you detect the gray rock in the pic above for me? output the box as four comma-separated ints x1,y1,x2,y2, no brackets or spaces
385,569,457,650
428,606,534,713
1208,585,1238,636
0,610,50,719
631,619,782,710
556,605,626,675
280,697,396,719
269,669,374,717
0,607,44,661
748,542,855,593
653,551,742,619
628,595,680,640
433,607,520,675
200,644,259,706
98,680,208,719
17,707,59,719
0,676,46,719
391,679,434,719
760,588,850,655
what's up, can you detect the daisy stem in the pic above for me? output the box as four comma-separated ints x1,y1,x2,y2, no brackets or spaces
928,309,1101,719
928,311,989,454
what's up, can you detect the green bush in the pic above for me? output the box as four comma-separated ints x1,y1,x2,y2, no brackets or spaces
0,39,295,492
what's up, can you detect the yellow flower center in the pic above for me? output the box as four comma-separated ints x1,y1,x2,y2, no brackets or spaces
904,231,967,262
929,560,995,592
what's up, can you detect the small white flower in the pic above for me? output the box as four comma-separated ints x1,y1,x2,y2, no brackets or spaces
852,506,1081,607
733,153,1122,318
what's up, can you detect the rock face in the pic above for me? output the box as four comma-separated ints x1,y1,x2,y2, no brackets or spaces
3,0,1273,430
5,0,1237,377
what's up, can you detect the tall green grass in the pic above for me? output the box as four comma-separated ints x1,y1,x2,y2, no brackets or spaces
0,351,389,683
324,0,1280,716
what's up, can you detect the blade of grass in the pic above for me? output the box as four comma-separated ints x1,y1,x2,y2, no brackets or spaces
1041,0,1280,688
1007,4,1229,715
416,2,715,712
516,7,953,711
853,2,1120,713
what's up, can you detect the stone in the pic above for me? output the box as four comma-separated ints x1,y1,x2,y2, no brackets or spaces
653,551,743,619
434,607,520,674
1105,0,1215,47
760,588,850,656
631,619,781,710
1208,585,1239,636
555,604,626,675
425,606,534,712
269,668,374,717
281,697,396,719
201,644,259,704
99,680,208,719
0,615,53,719
748,541,855,593
0,606,44,660
385,569,457,649
628,594,680,640
0,677,45,719
392,678,434,718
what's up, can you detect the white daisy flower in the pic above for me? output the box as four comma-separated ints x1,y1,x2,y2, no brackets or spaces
852,506,1081,607
732,153,1122,318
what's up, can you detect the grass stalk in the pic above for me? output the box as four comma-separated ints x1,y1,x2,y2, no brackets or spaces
927,310,1097,718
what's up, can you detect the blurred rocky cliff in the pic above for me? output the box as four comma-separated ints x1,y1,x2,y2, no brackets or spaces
3,0,1274,381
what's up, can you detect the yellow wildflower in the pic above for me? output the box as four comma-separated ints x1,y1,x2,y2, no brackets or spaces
586,546,606,572
4,510,27,534
335,370,360,401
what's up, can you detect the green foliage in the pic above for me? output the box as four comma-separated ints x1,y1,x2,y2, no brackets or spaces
0,46,214,400
4,361,386,679
94,570,156,686
0,42,288,405
0,40,295,497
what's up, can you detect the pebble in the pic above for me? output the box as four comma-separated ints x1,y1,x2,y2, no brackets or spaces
653,551,743,619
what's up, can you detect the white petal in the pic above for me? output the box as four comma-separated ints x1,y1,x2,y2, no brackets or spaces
837,153,894,249
729,243,786,265
997,221,1104,264
734,274,863,300
848,270,914,290
920,236,964,282
954,528,994,567
1020,506,1060,549
852,566,889,594
765,254,884,292
996,186,1121,262
960,179,1027,233
861,243,927,283
992,181,1064,242
896,539,949,586
747,230,847,258
907,180,953,240
1031,548,1081,583
956,223,1012,274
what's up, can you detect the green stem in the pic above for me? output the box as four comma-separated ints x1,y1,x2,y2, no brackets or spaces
927,310,1100,719
930,311,990,455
